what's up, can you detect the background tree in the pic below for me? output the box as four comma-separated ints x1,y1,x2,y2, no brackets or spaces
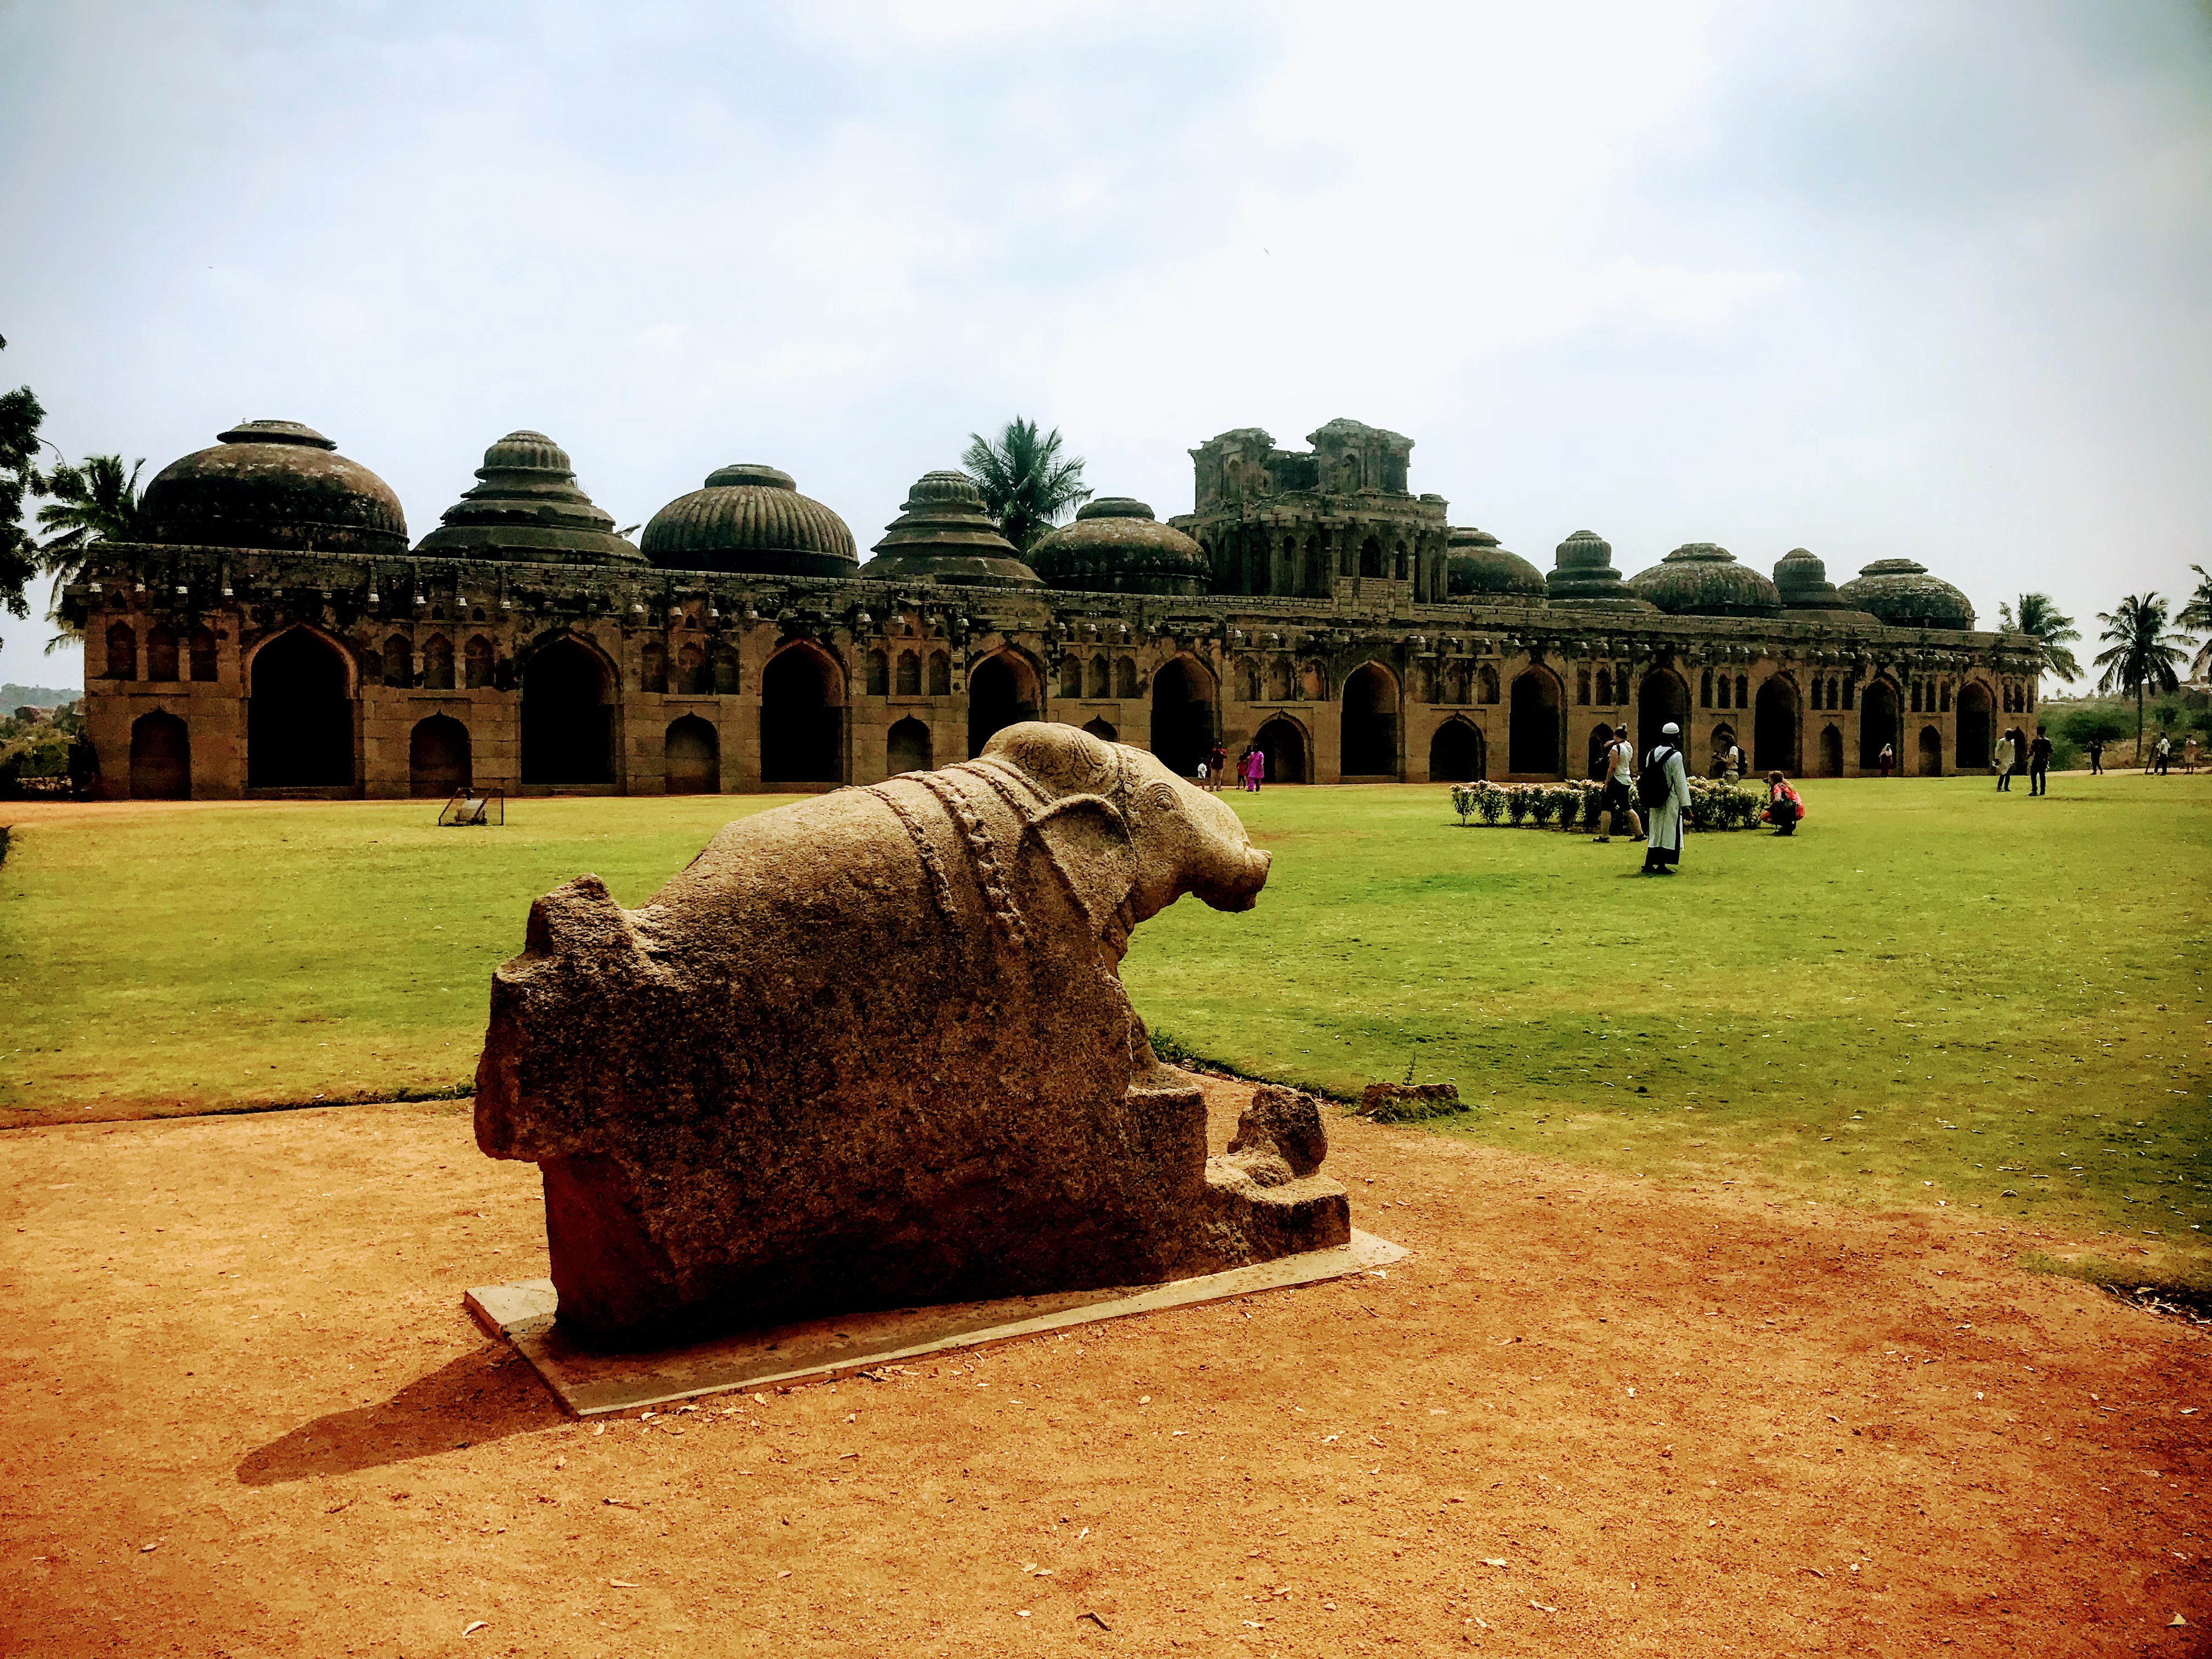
1996,592,2081,683
2177,563,2212,636
0,335,48,644
36,455,145,653
960,416,1090,552
2092,592,2189,765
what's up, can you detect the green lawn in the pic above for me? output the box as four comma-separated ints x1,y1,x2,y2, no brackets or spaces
2,773,2206,1268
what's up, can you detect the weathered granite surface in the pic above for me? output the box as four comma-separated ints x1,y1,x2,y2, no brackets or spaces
475,721,1348,1348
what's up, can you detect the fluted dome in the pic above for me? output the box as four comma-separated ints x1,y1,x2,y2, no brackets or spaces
1770,548,1874,620
1837,558,1976,629
415,430,644,565
860,470,1041,588
139,420,407,554
1546,529,1650,610
1444,527,1547,599
640,464,859,577
1030,498,1211,596
1628,543,1782,617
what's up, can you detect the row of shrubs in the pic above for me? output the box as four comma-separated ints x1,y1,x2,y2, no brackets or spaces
1449,776,1769,831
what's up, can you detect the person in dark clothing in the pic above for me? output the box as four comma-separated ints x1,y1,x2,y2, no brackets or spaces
2027,726,2052,796
2086,737,2104,776
65,733,98,801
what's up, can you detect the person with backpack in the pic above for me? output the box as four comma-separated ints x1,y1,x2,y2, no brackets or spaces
1640,721,1689,875
1592,724,1642,843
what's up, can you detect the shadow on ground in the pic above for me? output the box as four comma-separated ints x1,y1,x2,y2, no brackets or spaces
235,1346,562,1486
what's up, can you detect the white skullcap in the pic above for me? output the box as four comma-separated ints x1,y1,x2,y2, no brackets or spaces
1662,721,1681,736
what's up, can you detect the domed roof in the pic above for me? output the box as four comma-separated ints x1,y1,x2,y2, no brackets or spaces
139,419,407,554
860,471,1041,588
414,430,644,565
640,463,858,577
1444,527,1546,599
1837,558,1977,629
1770,547,1875,619
1628,543,1782,617
1030,498,1212,596
1545,529,1650,610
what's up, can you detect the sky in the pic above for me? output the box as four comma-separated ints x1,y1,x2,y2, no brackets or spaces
2,0,2208,688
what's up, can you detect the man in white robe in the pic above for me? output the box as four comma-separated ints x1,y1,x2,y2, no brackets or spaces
1643,720,1689,875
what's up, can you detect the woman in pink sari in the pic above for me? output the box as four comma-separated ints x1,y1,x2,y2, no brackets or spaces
1243,747,1266,792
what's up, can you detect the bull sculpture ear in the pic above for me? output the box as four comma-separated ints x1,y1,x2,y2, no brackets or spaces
1024,794,1137,933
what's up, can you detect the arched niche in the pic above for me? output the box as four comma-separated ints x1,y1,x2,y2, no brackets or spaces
1509,666,1563,777
761,642,846,784
247,627,354,789
1636,668,1688,763
1149,654,1216,778
1754,678,1800,775
1341,663,1400,777
1431,719,1486,783
1955,681,1994,770
410,715,471,797
522,636,615,786
887,716,932,776
1254,715,1310,783
1859,679,1900,771
129,711,190,799
664,714,720,793
967,650,1040,759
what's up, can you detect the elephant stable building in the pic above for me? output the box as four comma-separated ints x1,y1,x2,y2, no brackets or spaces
65,417,2042,802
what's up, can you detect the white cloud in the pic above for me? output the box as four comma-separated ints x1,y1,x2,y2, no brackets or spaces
2,0,2207,680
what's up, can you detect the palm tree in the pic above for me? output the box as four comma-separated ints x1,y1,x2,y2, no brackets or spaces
2178,564,2212,635
0,334,47,629
1996,592,2081,684
960,417,1090,552
35,454,144,652
2092,592,2190,766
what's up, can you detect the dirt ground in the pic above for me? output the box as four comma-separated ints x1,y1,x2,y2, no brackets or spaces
2,1077,2206,1658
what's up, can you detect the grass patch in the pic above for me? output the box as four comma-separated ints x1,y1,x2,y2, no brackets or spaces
1121,773,2211,1268
0,795,791,1114
2,773,2207,1274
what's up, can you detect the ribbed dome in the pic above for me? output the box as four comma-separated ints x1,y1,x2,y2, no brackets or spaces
1545,529,1649,610
641,464,858,578
1444,527,1547,599
1030,498,1211,596
140,419,407,554
860,470,1041,588
415,430,644,565
1770,547,1874,620
1837,558,1976,630
1628,543,1782,617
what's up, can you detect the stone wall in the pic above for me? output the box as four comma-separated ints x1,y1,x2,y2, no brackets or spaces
65,544,2045,800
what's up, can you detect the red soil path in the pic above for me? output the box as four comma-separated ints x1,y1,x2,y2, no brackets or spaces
2,1079,2205,1657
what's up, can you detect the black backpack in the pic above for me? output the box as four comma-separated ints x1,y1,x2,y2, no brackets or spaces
1638,746,1675,810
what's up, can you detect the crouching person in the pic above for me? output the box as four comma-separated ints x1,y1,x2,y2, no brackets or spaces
1763,771,1805,836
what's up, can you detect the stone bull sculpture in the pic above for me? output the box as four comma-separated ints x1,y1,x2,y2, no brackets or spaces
475,721,1349,1348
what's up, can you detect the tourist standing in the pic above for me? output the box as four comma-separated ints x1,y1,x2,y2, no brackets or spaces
1994,729,2016,791
1763,771,1805,834
1208,743,1229,792
2087,736,2105,775
1878,742,1894,778
2154,733,2171,775
1593,724,1642,843
1641,721,1689,875
2186,733,2201,774
1244,747,1266,792
1723,739,1742,783
2027,725,2052,796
